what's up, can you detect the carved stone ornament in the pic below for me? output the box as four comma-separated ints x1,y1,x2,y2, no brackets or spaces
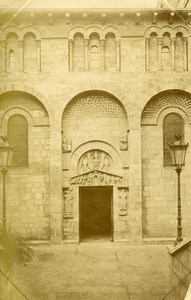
62,137,72,153
119,130,129,151
63,188,74,218
71,170,122,186
118,188,128,216
78,150,112,173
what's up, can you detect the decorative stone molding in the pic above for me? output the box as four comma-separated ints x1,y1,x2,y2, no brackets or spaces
63,188,74,219
70,170,122,186
0,106,34,127
0,89,50,126
141,90,191,126
78,150,112,173
118,188,128,216
68,25,121,40
63,92,127,120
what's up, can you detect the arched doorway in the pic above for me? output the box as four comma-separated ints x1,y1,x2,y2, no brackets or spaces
62,91,129,242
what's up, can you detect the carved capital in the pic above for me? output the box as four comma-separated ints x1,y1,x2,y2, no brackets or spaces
100,39,105,47
145,38,150,45
1,40,6,48
157,38,163,45
183,37,188,45
19,40,23,47
170,37,176,45
69,39,73,46
84,39,89,46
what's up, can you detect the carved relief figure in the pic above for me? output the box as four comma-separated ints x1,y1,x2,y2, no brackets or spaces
119,130,129,151
118,188,128,216
62,137,72,153
79,150,112,173
71,170,122,186
63,188,74,218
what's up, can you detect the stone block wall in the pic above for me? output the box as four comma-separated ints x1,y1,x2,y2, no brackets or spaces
166,239,191,300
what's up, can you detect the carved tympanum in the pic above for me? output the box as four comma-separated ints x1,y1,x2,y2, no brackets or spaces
78,150,112,173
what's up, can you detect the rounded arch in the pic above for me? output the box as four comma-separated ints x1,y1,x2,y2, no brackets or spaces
62,90,128,121
2,26,22,40
68,26,86,39
174,25,189,37
160,26,174,37
73,32,84,39
86,26,103,39
0,106,34,128
141,89,191,126
0,90,50,126
103,26,121,39
22,26,41,40
157,106,189,126
144,26,160,37
89,32,100,40
70,140,123,176
0,84,50,119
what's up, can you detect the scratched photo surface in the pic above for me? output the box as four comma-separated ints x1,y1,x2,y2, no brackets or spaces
0,0,191,299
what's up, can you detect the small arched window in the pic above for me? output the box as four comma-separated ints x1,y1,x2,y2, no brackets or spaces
90,46,100,71
163,113,184,166
8,114,28,166
162,46,170,70
73,32,85,71
9,50,15,70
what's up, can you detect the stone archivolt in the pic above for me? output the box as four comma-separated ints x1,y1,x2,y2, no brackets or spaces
141,90,191,125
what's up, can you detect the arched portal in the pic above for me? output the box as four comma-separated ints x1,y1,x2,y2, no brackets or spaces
62,90,129,242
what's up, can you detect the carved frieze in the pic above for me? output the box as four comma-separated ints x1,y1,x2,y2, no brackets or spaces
78,150,112,173
63,188,74,218
71,170,122,186
62,137,72,153
118,188,128,216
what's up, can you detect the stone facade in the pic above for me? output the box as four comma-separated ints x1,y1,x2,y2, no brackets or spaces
0,2,191,243
167,239,191,299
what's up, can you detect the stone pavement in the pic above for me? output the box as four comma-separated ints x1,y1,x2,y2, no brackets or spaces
13,242,171,300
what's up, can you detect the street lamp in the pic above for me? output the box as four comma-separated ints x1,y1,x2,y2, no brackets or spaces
0,136,13,236
169,135,189,246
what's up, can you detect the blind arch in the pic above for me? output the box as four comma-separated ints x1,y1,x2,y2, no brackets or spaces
8,114,28,166
163,113,184,166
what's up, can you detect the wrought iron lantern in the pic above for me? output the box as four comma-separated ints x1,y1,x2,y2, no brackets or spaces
169,135,189,246
0,136,13,236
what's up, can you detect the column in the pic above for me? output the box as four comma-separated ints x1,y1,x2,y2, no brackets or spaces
36,40,41,72
183,38,188,71
69,39,73,71
116,40,121,71
19,40,23,72
170,37,175,71
50,112,63,243
128,127,142,242
1,41,6,72
100,39,105,71
145,38,150,71
84,39,89,71
157,38,162,70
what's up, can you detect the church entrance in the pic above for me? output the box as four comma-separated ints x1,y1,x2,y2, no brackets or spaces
79,186,113,242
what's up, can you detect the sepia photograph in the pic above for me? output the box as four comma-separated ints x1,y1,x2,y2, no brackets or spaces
0,0,191,299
